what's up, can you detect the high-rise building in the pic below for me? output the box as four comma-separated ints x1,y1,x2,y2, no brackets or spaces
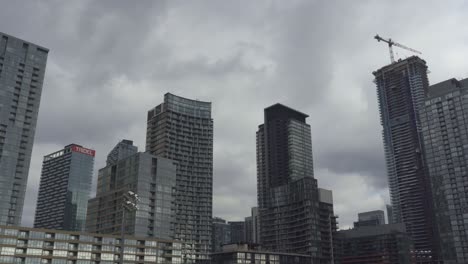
244,216,253,243
256,104,333,262
318,188,338,263
420,78,468,263
34,144,95,231
244,207,261,245
354,210,385,227
251,207,260,244
0,32,48,225
386,204,394,224
106,139,137,165
86,141,177,240
211,217,231,253
146,93,213,262
374,56,436,255
228,221,245,244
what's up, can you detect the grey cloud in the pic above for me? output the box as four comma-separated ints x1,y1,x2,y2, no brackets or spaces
1,0,467,228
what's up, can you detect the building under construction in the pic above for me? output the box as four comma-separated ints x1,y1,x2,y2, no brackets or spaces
374,56,438,261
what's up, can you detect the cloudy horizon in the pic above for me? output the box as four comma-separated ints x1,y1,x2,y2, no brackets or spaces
2,0,468,229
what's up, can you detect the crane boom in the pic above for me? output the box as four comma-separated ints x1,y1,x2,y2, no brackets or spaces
392,42,422,55
374,34,422,63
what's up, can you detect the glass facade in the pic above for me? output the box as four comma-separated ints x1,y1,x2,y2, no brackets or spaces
421,78,468,263
106,139,137,166
256,104,335,263
0,225,182,263
34,144,95,231
336,224,413,264
287,119,314,181
250,207,260,245
86,145,177,241
211,218,230,253
0,32,48,225
146,93,213,262
354,210,385,227
228,222,245,244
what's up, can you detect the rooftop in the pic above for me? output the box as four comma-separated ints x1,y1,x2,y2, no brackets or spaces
373,55,427,76
264,103,309,119
165,92,212,105
427,77,468,98
1,31,49,52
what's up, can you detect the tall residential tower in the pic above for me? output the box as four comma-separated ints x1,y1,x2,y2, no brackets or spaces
256,104,335,263
34,144,95,231
146,93,213,263
374,56,436,256
0,32,48,225
420,78,468,263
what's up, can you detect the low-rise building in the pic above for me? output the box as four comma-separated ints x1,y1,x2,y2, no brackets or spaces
0,225,182,263
210,243,312,264
335,223,413,264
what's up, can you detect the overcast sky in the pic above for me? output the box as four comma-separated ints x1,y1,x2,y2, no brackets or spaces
2,0,468,229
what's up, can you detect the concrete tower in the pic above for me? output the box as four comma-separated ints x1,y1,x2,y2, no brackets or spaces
0,32,48,225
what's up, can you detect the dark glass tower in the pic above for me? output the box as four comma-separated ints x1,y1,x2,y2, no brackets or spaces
106,139,137,166
374,56,436,256
0,32,48,225
211,217,231,253
228,221,245,244
34,144,95,231
146,93,213,263
421,78,468,263
256,104,333,262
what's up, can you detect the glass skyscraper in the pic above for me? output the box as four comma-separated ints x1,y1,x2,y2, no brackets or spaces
146,93,213,263
211,217,231,253
86,141,177,240
374,56,437,257
0,32,48,225
256,104,335,263
34,144,95,231
421,78,468,263
105,139,137,166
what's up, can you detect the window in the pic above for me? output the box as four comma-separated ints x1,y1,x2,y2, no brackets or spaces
1,247,15,255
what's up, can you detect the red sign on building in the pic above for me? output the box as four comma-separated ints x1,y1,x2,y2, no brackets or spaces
71,145,96,157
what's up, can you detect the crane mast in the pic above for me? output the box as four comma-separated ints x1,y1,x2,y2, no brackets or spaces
374,34,422,63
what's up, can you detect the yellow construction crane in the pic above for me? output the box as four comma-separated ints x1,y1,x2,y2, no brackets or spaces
374,34,422,63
